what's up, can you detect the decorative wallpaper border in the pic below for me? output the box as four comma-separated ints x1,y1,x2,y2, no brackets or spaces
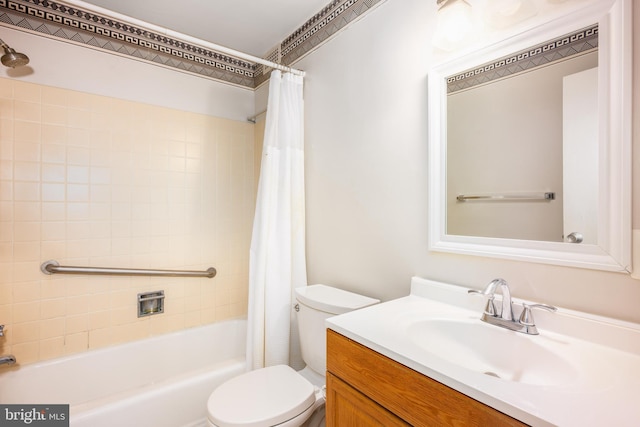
255,0,385,87
280,0,383,63
447,25,598,93
0,0,386,89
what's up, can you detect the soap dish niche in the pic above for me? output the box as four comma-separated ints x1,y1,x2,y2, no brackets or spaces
138,291,165,317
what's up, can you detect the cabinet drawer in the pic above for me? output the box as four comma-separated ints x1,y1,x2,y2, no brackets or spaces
327,329,528,427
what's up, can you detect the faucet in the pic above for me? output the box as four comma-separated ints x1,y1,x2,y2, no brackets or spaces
480,278,514,321
469,278,556,335
0,326,16,366
0,355,16,366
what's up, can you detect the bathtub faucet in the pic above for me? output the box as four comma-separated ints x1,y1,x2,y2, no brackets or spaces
0,355,16,366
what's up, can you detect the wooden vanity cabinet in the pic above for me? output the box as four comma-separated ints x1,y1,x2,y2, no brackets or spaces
326,330,528,427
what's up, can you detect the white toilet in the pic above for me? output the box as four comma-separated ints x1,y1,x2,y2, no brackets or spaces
206,284,379,427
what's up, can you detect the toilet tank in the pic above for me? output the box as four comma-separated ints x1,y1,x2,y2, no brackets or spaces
294,285,379,376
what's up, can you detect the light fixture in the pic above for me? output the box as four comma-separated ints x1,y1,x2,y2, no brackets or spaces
0,38,29,68
432,0,476,51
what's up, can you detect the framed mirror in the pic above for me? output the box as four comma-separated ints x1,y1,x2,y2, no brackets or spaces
427,0,631,272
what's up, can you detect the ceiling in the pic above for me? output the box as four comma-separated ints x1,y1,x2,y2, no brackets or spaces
79,0,333,58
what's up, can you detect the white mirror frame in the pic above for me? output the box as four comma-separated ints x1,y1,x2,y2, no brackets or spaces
428,0,632,272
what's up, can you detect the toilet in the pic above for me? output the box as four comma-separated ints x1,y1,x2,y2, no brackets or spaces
206,284,379,427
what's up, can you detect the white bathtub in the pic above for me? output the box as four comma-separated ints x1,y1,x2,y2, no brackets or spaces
0,319,246,427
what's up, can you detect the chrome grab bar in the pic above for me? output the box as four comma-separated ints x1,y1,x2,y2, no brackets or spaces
457,192,555,202
40,260,216,279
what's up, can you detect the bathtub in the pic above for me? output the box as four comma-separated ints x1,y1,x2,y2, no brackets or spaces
0,319,246,427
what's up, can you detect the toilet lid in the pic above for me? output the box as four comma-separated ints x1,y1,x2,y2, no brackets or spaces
207,365,316,427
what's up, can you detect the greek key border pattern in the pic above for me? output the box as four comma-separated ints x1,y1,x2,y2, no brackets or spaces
0,0,258,87
0,0,386,88
447,25,599,93
278,0,384,65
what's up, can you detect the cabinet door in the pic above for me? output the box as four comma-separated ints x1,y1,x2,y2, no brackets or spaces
326,373,410,427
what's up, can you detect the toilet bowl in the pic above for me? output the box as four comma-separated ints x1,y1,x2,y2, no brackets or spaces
206,285,379,427
207,365,323,427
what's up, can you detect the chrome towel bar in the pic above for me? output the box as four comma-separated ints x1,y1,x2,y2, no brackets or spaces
456,192,555,202
40,260,216,278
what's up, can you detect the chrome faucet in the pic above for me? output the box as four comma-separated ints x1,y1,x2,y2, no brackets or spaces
0,355,16,366
469,278,556,335
0,324,5,337
483,278,514,321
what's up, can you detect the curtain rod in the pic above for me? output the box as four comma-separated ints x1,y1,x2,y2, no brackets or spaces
60,0,305,77
169,32,305,77
248,109,267,123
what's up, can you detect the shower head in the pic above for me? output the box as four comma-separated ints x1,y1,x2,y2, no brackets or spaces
0,39,29,68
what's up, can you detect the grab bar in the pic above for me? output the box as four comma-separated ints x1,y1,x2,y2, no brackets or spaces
40,260,216,279
456,192,555,202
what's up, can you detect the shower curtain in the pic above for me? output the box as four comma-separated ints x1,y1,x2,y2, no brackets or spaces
246,70,306,371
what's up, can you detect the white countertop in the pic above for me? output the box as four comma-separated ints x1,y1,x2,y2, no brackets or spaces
326,277,640,427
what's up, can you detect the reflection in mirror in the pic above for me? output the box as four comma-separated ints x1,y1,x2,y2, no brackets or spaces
446,26,598,243
427,0,631,272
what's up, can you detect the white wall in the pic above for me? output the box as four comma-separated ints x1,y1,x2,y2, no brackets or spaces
1,27,255,121
297,0,640,323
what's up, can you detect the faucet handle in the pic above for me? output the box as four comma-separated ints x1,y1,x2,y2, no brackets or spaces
518,303,557,334
468,290,497,316
0,325,4,337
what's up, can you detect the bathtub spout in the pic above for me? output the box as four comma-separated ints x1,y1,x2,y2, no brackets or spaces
0,355,16,366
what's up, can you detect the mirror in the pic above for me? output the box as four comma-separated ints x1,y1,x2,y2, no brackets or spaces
428,0,631,272
447,42,597,243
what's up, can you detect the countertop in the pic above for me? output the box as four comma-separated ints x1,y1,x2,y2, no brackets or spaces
326,277,640,426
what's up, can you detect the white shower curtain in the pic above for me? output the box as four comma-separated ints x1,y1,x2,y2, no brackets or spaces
246,70,306,371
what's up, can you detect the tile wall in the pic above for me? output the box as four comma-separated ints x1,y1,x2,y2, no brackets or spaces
0,78,256,365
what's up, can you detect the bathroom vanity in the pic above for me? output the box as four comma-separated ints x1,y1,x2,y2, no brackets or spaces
325,277,640,426
326,330,525,426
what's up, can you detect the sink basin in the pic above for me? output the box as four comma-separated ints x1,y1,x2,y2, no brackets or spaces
407,318,579,386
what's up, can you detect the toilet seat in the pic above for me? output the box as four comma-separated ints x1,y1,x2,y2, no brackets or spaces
207,365,316,427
